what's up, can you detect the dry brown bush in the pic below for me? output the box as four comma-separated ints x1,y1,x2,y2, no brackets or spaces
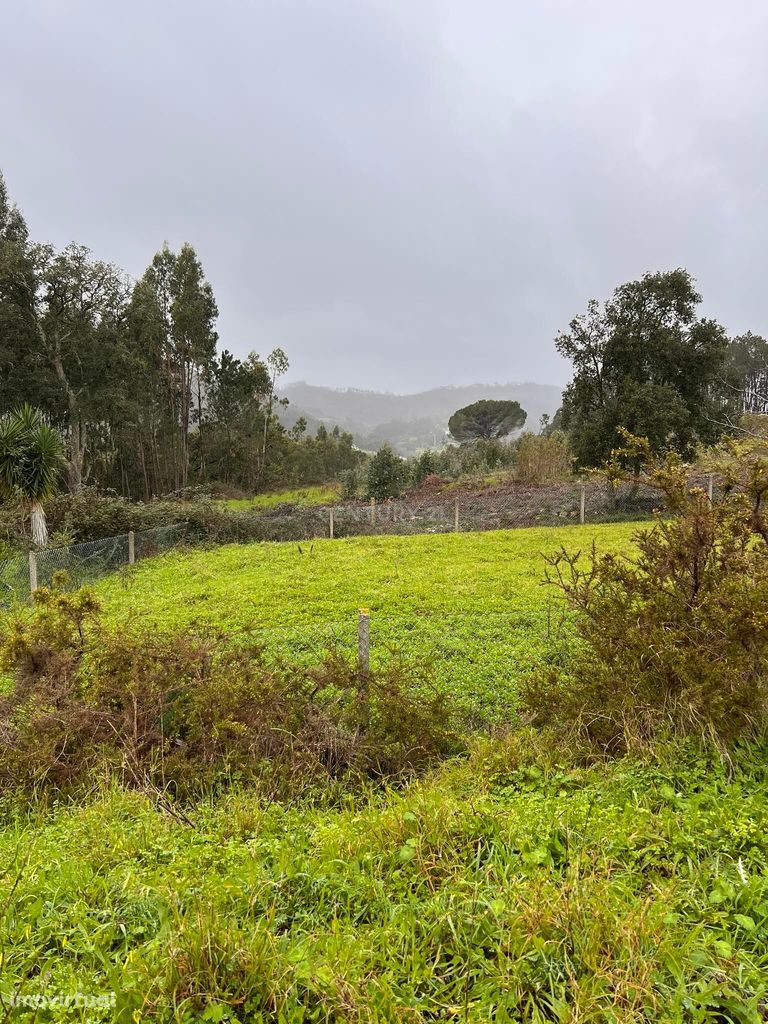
0,585,460,799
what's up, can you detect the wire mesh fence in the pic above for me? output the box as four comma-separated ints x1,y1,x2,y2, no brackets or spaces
0,524,185,607
0,474,713,608
225,476,671,543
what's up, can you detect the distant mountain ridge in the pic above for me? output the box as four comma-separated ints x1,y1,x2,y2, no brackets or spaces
278,381,563,455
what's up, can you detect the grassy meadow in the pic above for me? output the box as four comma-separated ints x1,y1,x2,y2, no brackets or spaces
4,520,768,1022
98,522,638,719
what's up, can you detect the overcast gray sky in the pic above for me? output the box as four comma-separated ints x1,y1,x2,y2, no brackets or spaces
2,1,766,392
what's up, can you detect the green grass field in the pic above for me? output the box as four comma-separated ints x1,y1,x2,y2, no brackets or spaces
6,520,768,1021
221,485,340,511
99,522,638,719
3,738,768,1021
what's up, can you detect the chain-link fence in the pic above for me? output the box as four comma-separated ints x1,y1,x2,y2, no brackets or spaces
0,524,185,607
0,475,713,608
215,476,674,543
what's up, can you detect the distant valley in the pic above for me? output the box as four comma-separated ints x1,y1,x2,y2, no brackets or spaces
278,381,563,455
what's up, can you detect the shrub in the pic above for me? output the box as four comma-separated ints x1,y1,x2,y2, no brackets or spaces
366,445,407,500
411,449,436,487
513,431,572,483
521,437,768,750
0,585,460,798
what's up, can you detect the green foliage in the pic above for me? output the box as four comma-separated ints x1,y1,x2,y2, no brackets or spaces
409,438,517,484
523,438,768,749
557,269,733,467
448,399,527,442
0,404,64,547
4,739,768,1019
0,404,64,502
0,173,361,501
411,449,436,486
366,445,406,500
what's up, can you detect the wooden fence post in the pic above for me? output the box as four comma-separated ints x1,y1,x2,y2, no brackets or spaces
707,473,714,502
358,608,370,675
579,479,586,525
28,550,38,595
128,530,135,565
369,497,376,526
454,498,460,533
329,508,334,539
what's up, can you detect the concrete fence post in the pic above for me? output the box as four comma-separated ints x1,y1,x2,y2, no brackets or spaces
369,497,376,526
579,479,586,525
329,508,334,539
358,608,370,675
128,530,135,565
454,498,460,533
28,550,38,595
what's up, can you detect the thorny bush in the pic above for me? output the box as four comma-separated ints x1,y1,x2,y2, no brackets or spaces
522,434,768,750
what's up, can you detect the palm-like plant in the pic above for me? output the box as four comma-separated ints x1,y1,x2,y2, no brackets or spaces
0,405,64,548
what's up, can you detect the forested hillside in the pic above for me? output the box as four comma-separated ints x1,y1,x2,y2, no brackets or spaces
279,381,563,454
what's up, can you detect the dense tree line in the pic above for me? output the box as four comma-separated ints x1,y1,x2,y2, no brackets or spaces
0,172,361,498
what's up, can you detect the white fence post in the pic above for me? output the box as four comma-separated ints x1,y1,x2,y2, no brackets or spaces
329,508,334,539
128,530,135,565
707,473,714,502
28,550,38,595
369,497,376,526
579,479,586,525
358,608,370,675
454,498,460,533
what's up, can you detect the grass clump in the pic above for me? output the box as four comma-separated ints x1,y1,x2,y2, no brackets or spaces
2,738,768,1021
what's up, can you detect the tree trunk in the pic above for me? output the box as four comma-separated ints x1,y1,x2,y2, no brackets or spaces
30,500,49,548
66,416,86,494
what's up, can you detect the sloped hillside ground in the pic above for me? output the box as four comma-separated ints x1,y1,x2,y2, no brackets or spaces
3,523,766,1022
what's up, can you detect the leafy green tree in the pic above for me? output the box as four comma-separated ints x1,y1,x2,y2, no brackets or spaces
412,449,436,486
255,348,289,490
557,270,732,467
0,174,57,421
127,244,218,493
366,445,406,500
0,405,64,547
448,400,526,442
197,350,271,487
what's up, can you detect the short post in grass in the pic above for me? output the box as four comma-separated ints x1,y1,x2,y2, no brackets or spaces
454,498,460,533
369,497,376,526
28,550,38,595
358,608,370,677
707,473,714,502
579,478,586,525
128,530,135,565
329,508,334,539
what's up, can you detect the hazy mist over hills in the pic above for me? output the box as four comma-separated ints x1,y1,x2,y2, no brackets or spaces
278,381,563,455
